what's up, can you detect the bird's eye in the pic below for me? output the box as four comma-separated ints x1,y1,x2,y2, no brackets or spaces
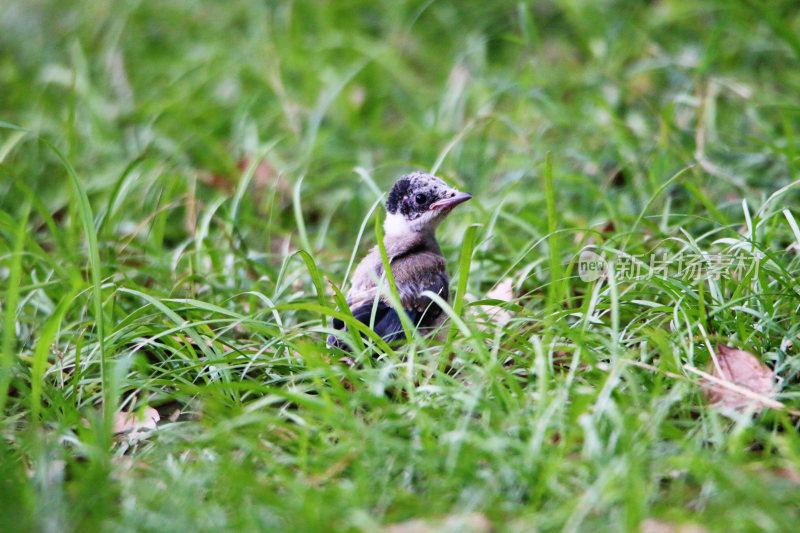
415,193,427,204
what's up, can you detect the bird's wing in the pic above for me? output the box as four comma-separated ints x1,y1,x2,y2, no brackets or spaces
330,293,415,345
330,252,448,346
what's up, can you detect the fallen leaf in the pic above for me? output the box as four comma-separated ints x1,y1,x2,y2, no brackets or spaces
487,278,513,302
641,518,709,533
383,513,491,533
773,466,800,484
202,172,234,192
746,463,800,485
706,344,780,414
113,407,160,434
477,278,514,329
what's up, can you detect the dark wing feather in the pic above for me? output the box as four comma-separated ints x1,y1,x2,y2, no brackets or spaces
394,262,449,332
328,250,449,351
348,300,424,344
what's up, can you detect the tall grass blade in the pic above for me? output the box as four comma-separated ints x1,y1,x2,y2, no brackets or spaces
0,202,30,414
375,212,414,344
447,223,479,343
31,290,78,422
43,141,109,426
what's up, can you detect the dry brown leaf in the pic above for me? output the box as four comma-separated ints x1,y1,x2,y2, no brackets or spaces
487,278,513,302
706,344,779,414
477,277,514,329
202,172,234,192
773,466,800,484
384,513,491,533
113,407,160,434
747,463,800,485
641,518,709,533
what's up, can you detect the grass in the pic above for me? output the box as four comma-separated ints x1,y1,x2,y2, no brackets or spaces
2,0,800,531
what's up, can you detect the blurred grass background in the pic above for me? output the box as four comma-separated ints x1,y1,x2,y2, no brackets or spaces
2,0,800,531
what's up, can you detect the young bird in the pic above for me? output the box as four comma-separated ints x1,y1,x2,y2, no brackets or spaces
327,172,471,351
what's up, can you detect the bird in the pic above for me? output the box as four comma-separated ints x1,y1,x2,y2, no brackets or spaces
327,172,472,351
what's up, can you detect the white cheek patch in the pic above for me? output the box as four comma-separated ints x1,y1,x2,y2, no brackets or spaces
384,212,414,238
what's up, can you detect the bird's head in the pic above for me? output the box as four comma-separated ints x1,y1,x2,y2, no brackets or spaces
384,172,471,238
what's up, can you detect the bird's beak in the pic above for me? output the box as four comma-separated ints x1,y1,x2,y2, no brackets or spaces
430,191,472,210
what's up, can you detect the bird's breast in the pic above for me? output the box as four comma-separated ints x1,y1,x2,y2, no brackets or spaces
347,247,448,307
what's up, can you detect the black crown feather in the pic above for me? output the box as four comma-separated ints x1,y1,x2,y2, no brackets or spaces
386,177,411,214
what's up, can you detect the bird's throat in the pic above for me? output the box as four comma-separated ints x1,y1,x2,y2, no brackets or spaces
384,211,417,238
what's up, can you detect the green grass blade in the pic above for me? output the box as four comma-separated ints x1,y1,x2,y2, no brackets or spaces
0,121,28,132
343,197,384,285
230,140,281,225
96,156,145,240
292,174,313,253
447,223,480,342
325,278,366,352
0,202,30,414
31,289,78,422
374,212,414,344
295,250,332,327
42,140,109,426
544,152,563,309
